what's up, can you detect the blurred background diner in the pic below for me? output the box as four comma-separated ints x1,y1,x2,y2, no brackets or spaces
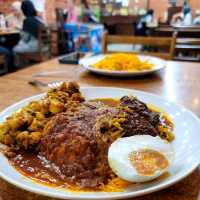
0,0,200,75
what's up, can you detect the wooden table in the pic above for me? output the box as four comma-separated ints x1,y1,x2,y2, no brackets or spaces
0,58,199,200
0,30,20,51
0,30,19,36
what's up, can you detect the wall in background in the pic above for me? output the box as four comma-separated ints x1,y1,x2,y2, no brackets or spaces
45,0,68,24
0,0,14,14
0,0,200,24
129,0,148,10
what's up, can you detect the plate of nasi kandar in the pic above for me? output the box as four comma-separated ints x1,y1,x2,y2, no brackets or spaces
0,82,200,199
79,53,167,77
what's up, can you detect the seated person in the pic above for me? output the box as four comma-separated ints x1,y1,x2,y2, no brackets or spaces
66,0,97,24
193,10,200,25
67,0,81,24
13,0,45,54
81,0,99,23
135,9,154,36
182,7,193,25
171,7,193,26
171,14,183,25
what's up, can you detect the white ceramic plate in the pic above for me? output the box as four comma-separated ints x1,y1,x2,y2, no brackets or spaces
79,54,166,77
0,87,200,200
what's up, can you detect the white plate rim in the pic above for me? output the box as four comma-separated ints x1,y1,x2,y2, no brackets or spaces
0,86,199,200
79,54,167,77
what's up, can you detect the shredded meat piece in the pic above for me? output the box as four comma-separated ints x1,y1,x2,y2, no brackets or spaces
120,96,160,137
120,96,160,125
0,82,84,149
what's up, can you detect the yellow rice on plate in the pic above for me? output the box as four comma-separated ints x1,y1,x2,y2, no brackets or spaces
92,53,154,71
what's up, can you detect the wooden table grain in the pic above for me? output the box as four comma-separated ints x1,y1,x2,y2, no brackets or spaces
0,58,199,200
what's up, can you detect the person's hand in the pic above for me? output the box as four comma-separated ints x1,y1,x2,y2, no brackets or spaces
171,12,183,24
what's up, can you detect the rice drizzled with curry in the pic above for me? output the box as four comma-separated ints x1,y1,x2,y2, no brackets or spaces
92,53,154,71
0,82,174,192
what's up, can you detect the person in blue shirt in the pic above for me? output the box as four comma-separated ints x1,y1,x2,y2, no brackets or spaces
135,10,154,36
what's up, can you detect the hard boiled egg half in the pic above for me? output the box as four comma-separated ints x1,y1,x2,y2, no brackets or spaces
108,135,174,183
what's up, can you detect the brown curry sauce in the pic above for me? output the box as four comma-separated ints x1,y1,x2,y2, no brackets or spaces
10,150,65,187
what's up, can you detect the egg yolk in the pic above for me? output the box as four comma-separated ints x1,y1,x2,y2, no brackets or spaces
129,149,169,176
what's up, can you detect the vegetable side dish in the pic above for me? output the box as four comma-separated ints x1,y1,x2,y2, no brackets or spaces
0,82,174,192
0,82,84,150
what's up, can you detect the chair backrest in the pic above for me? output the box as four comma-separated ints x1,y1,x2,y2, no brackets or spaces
154,26,200,38
176,38,200,45
0,55,5,65
38,26,51,61
0,54,8,74
55,8,65,29
55,8,69,54
102,33,177,60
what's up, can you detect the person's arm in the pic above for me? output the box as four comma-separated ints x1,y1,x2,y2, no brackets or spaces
20,31,31,42
21,19,31,42
171,12,183,25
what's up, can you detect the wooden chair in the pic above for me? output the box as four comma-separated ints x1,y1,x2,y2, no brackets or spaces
55,8,68,54
102,33,177,60
0,54,8,75
17,26,51,65
175,38,200,62
55,8,65,29
37,26,51,61
154,26,200,38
